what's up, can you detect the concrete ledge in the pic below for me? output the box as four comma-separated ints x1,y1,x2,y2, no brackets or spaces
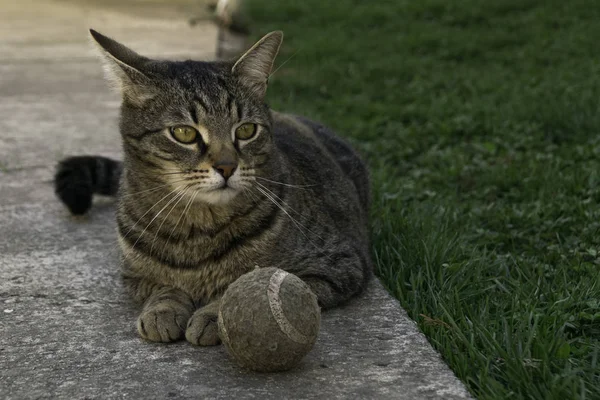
0,195,469,398
0,1,470,398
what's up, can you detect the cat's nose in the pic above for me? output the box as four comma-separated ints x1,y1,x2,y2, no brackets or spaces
213,162,237,180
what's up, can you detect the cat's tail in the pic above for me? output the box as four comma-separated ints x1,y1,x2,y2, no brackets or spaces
54,156,122,215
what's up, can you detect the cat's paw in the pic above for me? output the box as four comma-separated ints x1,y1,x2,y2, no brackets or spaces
137,303,191,342
185,307,221,346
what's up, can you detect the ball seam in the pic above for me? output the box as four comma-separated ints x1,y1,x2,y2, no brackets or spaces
267,270,310,345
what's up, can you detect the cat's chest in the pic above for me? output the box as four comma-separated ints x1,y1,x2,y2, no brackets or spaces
120,218,282,303
159,254,255,303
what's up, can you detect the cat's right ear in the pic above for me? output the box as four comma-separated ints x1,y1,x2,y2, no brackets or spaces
89,29,155,106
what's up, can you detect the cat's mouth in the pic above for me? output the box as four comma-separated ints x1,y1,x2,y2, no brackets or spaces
215,178,245,192
209,186,230,193
174,172,246,205
213,181,236,192
195,185,240,205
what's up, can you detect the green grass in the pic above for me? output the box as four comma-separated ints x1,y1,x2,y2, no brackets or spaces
245,0,600,398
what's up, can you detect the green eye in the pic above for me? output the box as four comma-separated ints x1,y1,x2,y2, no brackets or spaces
170,126,198,144
235,123,257,140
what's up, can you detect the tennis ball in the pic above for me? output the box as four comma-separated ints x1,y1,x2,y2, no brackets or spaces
218,267,321,372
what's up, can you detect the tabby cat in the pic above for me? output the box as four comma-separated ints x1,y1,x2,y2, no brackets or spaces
54,30,372,345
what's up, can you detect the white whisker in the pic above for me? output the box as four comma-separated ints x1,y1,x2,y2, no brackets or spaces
255,181,326,242
242,185,260,203
255,176,316,189
269,48,302,80
121,186,183,242
127,185,190,257
150,188,189,254
121,179,189,198
160,189,199,263
254,185,327,256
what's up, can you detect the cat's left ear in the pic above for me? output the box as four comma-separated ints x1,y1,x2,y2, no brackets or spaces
89,29,156,106
232,31,283,98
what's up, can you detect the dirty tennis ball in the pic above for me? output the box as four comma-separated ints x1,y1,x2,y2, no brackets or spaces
218,267,321,372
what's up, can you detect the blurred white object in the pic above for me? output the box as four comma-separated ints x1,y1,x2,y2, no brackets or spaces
214,0,249,60
215,0,243,29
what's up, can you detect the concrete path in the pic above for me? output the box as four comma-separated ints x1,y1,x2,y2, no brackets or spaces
0,1,471,398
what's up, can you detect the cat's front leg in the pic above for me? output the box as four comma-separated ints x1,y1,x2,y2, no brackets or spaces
125,277,195,342
185,299,221,346
291,243,372,310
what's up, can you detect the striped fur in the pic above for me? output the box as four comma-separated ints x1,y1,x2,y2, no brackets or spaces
54,30,372,345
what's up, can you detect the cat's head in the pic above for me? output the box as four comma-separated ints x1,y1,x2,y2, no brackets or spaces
90,29,283,205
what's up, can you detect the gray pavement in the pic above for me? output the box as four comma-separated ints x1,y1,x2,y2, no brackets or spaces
0,1,471,398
